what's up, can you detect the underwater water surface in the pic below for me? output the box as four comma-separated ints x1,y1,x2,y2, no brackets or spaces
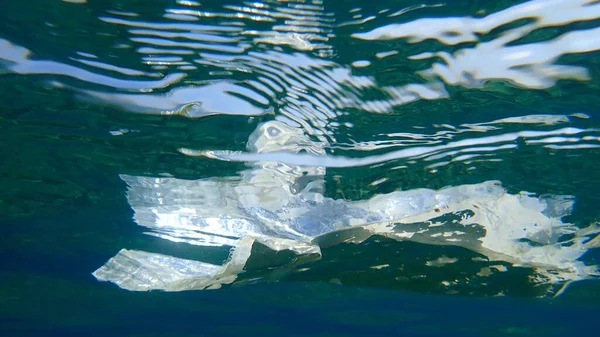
2,0,600,336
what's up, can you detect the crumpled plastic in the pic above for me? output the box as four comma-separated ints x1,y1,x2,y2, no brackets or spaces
93,121,600,296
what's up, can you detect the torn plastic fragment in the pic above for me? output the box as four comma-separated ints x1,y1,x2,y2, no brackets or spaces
93,121,600,296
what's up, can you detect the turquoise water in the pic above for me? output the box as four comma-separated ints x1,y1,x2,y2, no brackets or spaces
2,0,600,335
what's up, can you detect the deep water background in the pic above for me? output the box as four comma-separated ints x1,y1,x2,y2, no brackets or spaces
2,0,600,336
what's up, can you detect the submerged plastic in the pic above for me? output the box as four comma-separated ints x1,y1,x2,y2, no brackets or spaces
94,121,600,296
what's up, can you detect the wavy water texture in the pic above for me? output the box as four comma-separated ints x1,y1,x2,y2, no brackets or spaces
353,0,600,89
1,0,597,142
181,113,600,172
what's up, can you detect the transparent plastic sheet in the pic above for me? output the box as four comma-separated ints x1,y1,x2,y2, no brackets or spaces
93,121,600,297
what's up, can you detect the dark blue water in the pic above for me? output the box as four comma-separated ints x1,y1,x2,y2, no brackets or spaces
2,0,600,335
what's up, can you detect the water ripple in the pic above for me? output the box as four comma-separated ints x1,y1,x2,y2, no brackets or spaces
181,113,600,172
1,0,598,166
353,0,600,89
1,0,596,146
